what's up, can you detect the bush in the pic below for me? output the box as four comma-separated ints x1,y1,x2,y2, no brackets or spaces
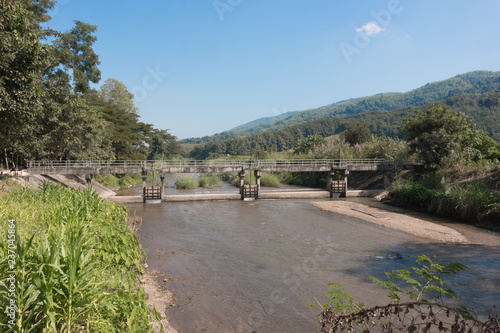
199,175,221,188
230,172,282,187
175,177,197,189
94,173,120,188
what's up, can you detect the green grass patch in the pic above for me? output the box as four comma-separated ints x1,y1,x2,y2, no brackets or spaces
0,184,159,332
175,177,197,189
231,172,282,187
199,175,221,188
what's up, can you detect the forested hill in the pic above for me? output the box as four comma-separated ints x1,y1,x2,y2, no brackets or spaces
188,89,500,159
181,70,500,144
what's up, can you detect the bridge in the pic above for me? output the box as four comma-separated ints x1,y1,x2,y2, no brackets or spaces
26,159,423,201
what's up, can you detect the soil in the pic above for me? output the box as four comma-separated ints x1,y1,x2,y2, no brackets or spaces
142,269,178,333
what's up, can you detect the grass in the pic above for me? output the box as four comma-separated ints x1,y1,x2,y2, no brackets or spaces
0,184,160,332
199,175,221,188
389,176,500,224
94,172,166,189
175,177,197,189
230,172,282,187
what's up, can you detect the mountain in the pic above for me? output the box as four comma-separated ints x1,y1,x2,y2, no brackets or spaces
181,70,500,145
188,89,500,159
228,70,500,136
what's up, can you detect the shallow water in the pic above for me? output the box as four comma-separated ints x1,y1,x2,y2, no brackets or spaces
128,196,500,333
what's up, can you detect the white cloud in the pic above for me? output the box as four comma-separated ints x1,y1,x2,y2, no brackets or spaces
356,21,386,36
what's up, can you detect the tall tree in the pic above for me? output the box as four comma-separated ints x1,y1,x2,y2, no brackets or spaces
343,122,372,146
0,0,49,166
148,129,181,160
401,105,472,167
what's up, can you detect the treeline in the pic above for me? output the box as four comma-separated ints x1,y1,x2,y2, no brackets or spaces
188,90,500,159
0,1,179,169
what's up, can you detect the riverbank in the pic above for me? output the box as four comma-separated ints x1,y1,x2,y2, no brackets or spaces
309,200,470,243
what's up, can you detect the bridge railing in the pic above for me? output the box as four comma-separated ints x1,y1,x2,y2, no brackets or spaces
27,159,422,169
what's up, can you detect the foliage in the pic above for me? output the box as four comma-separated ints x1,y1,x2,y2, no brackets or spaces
148,129,182,160
315,255,498,333
230,172,282,187
390,175,500,224
342,122,372,146
401,105,472,167
293,135,327,154
368,255,467,305
175,177,197,189
198,175,221,188
312,282,364,315
0,184,159,332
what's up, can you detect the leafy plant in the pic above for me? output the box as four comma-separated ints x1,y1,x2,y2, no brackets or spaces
312,282,364,315
368,255,467,305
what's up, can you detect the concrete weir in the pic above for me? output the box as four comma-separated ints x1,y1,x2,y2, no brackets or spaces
26,159,422,203
109,190,383,204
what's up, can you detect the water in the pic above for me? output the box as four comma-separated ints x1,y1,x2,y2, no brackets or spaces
127,196,500,333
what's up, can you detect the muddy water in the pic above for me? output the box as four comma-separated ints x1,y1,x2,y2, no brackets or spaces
128,197,500,333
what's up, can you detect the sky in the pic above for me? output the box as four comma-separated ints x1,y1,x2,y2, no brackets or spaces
45,0,500,139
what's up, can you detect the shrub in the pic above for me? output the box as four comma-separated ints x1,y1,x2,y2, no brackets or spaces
175,177,197,189
230,172,282,187
199,175,221,188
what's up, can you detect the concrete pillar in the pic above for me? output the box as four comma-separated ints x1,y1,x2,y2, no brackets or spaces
141,169,147,188
160,172,165,199
239,170,245,194
85,174,92,187
384,170,393,189
254,170,261,194
339,169,349,198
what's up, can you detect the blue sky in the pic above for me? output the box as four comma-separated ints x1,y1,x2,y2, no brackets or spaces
46,0,500,139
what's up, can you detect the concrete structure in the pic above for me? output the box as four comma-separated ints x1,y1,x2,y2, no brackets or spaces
26,159,423,200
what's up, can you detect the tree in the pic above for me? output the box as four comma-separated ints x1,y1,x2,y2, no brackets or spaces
343,122,372,146
147,129,181,160
0,0,49,166
401,105,472,167
293,135,327,155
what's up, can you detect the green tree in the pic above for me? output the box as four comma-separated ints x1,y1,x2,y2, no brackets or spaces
293,135,327,155
0,0,49,166
88,79,153,159
401,105,472,167
148,129,181,160
343,122,372,146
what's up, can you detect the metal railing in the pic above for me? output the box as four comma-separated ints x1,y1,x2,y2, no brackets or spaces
27,159,422,169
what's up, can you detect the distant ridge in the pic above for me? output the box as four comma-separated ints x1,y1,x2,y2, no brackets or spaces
181,70,500,144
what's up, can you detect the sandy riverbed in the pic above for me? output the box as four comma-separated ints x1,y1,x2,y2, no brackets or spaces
309,201,470,243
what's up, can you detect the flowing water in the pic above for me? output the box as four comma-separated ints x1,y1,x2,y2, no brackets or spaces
119,182,500,333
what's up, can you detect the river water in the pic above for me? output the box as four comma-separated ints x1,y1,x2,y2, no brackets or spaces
119,180,500,333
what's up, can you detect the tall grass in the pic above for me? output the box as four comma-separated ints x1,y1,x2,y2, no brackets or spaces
0,184,159,332
198,175,221,188
390,177,500,223
230,172,282,187
175,177,197,189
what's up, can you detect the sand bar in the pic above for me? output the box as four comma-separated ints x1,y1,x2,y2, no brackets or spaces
310,201,470,243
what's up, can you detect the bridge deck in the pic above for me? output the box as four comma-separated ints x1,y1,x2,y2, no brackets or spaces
26,159,423,175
